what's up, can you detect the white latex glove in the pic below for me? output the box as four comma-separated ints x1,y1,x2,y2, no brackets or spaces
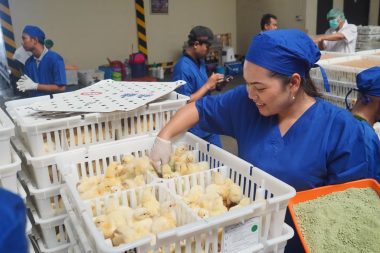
150,136,172,176
17,75,38,92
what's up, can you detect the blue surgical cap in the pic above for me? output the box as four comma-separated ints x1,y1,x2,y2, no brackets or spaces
23,25,45,43
356,67,380,97
245,29,330,92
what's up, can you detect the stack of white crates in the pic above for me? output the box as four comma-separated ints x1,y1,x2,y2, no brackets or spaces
0,108,31,250
57,133,295,253
356,26,380,51
311,54,380,108
0,108,22,194
5,90,189,253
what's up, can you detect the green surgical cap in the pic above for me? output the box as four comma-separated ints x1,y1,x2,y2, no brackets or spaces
327,9,345,20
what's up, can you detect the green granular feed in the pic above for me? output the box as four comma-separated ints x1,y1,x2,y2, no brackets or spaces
293,187,380,253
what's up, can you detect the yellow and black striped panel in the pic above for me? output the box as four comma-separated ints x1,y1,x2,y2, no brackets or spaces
135,0,148,60
0,0,19,77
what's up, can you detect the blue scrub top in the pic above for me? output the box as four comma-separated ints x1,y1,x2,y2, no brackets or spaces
196,85,372,191
24,50,66,97
357,120,380,182
173,54,221,146
0,188,27,253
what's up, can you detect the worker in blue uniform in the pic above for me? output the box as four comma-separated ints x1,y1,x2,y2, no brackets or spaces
346,67,380,182
0,188,28,253
152,29,374,190
151,29,378,252
172,26,224,147
16,25,66,97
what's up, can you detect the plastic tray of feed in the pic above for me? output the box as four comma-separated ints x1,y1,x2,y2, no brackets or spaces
288,179,380,253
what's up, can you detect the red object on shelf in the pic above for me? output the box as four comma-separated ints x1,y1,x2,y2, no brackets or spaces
107,58,126,80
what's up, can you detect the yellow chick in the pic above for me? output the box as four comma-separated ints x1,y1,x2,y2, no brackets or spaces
105,162,119,178
122,154,135,164
229,197,251,212
77,176,101,193
80,186,99,200
134,217,153,237
162,164,175,179
133,207,152,221
112,224,139,246
107,210,127,228
98,177,122,195
133,175,146,186
196,208,210,219
213,171,225,185
141,188,160,217
134,157,151,175
219,178,234,202
93,215,116,239
227,184,243,207
183,185,203,207
178,163,189,175
174,145,187,156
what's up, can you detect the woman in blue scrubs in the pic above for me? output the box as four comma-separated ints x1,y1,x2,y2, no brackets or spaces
152,29,376,190
173,26,224,147
151,29,379,252
347,67,380,182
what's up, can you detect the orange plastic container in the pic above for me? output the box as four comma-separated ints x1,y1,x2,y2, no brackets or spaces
288,179,380,253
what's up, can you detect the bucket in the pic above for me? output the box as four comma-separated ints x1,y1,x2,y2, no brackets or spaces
130,62,146,78
98,65,112,79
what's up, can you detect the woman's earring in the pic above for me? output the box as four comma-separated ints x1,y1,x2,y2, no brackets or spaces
292,96,295,100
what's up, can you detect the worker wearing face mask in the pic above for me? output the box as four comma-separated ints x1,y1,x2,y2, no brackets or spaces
346,66,380,182
313,9,357,53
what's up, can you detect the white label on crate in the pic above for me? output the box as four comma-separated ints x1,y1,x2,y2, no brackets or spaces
222,216,260,253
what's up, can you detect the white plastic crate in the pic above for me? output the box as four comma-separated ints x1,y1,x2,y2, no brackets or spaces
5,92,188,156
0,147,21,194
357,34,380,42
318,51,351,61
78,70,104,85
311,55,380,83
80,184,201,253
313,78,357,99
57,133,295,252
0,108,15,165
66,69,79,85
13,138,62,189
20,173,65,219
29,206,70,249
64,210,93,253
355,49,380,56
357,25,380,35
321,93,355,109
165,164,293,249
57,132,226,213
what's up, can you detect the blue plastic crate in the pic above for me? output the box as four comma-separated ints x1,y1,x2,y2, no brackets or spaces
225,61,242,76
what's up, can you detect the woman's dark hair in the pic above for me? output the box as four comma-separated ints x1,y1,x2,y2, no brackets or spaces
269,71,322,98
